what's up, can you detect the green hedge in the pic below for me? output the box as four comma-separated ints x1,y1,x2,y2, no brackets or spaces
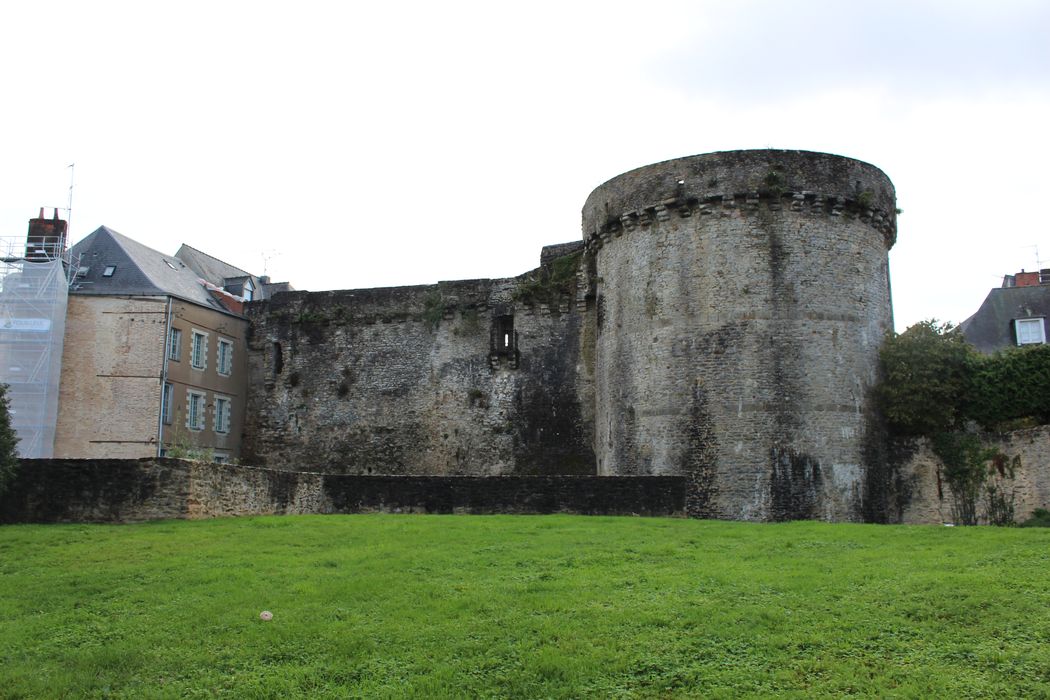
878,322,1050,435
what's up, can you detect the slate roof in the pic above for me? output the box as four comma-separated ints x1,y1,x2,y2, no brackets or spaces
175,243,294,299
960,285,1050,353
175,244,252,287
70,226,238,315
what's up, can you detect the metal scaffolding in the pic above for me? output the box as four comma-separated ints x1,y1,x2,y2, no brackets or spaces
0,236,78,458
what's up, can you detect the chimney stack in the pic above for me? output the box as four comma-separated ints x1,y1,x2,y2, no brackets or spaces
25,208,68,262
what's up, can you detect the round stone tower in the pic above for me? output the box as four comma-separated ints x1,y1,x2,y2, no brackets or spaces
583,150,896,521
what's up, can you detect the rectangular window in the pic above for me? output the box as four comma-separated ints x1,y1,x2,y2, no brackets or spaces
214,396,231,434
217,339,233,376
1015,318,1046,345
191,330,208,369
162,382,173,424
187,390,206,431
168,327,182,361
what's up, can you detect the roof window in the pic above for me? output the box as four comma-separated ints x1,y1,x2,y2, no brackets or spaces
102,265,116,277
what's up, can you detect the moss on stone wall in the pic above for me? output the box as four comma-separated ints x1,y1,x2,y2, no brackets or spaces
513,251,581,307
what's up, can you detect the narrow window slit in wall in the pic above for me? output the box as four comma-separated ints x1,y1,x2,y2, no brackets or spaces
489,314,519,369
272,342,283,375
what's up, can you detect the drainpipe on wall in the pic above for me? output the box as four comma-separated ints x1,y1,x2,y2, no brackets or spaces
157,296,174,457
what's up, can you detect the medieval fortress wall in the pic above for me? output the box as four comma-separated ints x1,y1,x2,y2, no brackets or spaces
243,277,597,476
241,150,898,521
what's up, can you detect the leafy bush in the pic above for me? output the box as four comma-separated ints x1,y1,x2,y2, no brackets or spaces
877,321,974,436
928,432,1016,526
1019,508,1050,527
0,384,19,498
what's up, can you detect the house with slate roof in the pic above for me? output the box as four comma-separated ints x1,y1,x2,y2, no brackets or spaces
53,226,260,461
174,244,293,302
961,269,1050,354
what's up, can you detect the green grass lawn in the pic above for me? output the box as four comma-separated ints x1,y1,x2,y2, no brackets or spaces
2,515,1049,699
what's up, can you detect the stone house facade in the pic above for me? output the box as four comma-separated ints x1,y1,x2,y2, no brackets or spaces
53,226,257,460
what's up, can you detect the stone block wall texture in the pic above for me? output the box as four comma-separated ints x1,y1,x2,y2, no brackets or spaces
0,459,685,523
583,151,896,521
5,431,1048,524
892,426,1050,525
242,273,596,477
54,296,167,458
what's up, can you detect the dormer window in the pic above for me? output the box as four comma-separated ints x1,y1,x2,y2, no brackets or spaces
1015,318,1046,345
243,279,255,302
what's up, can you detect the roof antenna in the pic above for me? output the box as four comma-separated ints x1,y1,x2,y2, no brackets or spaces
261,249,276,277
66,163,75,233
1023,244,1046,271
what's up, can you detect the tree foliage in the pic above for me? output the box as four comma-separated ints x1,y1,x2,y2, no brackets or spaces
877,321,974,436
878,321,1050,434
0,384,19,498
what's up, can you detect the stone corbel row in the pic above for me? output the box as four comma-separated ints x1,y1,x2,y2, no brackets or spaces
585,191,897,253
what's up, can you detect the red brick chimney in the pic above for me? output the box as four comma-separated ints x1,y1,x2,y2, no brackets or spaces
25,208,67,262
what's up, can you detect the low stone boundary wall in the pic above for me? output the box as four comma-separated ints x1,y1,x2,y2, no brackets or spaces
0,459,686,524
6,426,1047,525
895,426,1050,524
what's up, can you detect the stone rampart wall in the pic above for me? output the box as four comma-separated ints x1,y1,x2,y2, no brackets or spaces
0,459,685,523
894,426,1050,524
242,267,596,476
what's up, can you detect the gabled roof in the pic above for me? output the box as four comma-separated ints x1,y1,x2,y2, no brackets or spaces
960,285,1050,353
175,244,253,287
175,243,295,299
70,226,239,315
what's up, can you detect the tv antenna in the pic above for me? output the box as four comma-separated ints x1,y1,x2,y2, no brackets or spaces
67,163,74,232
1023,244,1046,271
261,249,277,277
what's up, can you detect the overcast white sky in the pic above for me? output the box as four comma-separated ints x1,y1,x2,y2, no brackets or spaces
2,0,1048,331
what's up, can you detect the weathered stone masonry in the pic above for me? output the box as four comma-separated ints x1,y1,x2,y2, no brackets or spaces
241,150,899,521
243,271,596,477
1,459,684,522
584,151,895,520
